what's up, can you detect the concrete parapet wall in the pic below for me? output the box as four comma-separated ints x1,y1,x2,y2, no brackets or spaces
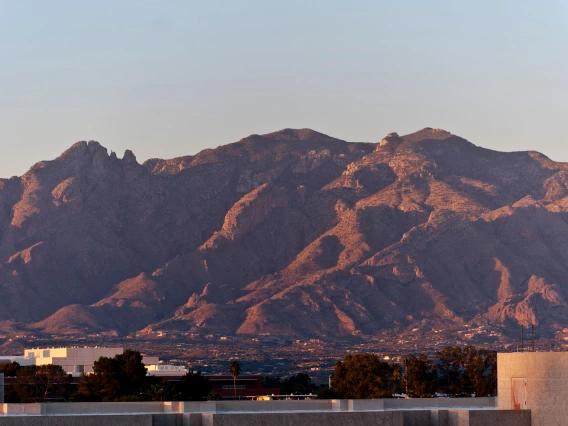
1,398,496,416
384,397,496,410
183,413,204,426
1,404,43,415
181,398,496,415
402,410,431,426
0,409,530,426
331,399,348,411
2,401,169,415
448,409,531,426
430,410,449,426
0,414,183,426
201,411,404,426
348,397,496,412
181,399,334,413
348,399,385,411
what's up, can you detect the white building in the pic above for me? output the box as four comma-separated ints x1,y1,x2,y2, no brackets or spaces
24,347,124,375
0,355,33,366
146,364,188,376
0,347,169,377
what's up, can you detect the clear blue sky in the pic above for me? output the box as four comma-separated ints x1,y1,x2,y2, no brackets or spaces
1,0,567,178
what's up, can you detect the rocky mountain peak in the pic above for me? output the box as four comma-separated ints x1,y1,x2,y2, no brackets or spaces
123,149,138,164
379,132,403,148
262,128,341,142
403,127,453,142
87,140,107,154
57,140,111,164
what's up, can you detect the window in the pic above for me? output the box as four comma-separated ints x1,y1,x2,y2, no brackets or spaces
43,350,50,357
76,365,84,373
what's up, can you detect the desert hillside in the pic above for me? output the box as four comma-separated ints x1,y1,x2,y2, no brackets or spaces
2,128,568,341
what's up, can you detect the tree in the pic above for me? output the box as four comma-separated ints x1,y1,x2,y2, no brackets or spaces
262,375,281,389
316,386,340,399
75,349,150,401
148,380,177,401
435,346,497,397
178,371,211,401
280,373,316,395
461,346,497,397
228,360,242,400
0,361,21,377
207,392,223,400
14,365,71,402
331,353,394,399
391,364,403,394
436,346,466,396
405,354,437,398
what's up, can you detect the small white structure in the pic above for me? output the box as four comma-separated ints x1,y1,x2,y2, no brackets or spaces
146,364,188,376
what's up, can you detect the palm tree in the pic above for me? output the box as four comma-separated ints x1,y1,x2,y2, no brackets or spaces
228,360,242,400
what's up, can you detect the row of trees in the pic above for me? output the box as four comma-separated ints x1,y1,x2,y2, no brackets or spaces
0,345,496,402
0,350,215,403
0,364,71,402
331,346,497,398
263,372,319,395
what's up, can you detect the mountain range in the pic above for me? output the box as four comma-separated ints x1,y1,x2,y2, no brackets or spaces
2,127,568,342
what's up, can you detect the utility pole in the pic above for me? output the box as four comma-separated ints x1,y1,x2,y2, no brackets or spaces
532,324,535,352
521,325,524,352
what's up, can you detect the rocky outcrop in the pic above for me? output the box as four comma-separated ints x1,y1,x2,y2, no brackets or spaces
221,183,288,240
293,150,331,174
378,132,402,148
236,166,286,193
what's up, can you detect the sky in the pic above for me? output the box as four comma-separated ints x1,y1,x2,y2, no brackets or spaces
1,0,567,178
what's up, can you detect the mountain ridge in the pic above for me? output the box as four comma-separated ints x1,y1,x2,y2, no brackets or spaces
2,128,568,343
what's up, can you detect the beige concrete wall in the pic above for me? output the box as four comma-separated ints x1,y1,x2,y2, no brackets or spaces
349,398,496,412
1,403,43,415
181,400,335,413
181,399,493,414
45,401,168,415
2,402,167,415
0,408,530,426
401,411,431,426
0,398,497,416
201,411,404,426
430,410,449,426
498,352,568,426
0,414,182,426
199,410,526,426
447,409,531,426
